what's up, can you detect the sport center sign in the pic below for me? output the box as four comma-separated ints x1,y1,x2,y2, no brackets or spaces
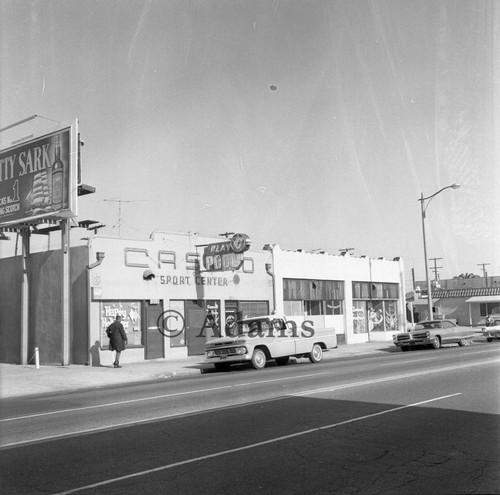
0,120,78,226
202,233,251,272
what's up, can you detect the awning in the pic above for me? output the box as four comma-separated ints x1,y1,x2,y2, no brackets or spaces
465,295,500,304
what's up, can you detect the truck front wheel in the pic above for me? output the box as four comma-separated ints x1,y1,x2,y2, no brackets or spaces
309,344,323,363
251,349,267,370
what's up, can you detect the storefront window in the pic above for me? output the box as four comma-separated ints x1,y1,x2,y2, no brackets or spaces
353,300,399,333
305,300,321,315
238,301,270,319
367,301,384,331
284,279,344,317
100,301,142,347
352,282,399,332
353,301,367,333
284,300,303,316
325,300,343,315
284,278,344,300
352,282,398,299
480,302,500,316
385,300,399,331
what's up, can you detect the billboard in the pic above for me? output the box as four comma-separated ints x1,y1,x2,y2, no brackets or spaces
0,120,78,226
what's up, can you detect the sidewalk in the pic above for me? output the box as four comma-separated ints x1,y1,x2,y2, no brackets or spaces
0,342,399,399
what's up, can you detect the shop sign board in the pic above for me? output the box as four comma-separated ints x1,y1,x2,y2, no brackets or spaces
0,120,78,226
202,233,251,272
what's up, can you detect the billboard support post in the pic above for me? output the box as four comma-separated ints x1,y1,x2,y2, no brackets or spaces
21,227,30,365
61,218,71,366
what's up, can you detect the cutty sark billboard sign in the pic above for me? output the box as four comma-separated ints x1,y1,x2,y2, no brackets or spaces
0,120,78,226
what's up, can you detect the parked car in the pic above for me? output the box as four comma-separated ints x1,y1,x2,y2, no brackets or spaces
481,315,500,342
204,315,337,371
393,319,474,351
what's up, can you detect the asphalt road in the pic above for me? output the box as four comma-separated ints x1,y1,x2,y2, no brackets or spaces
1,343,499,494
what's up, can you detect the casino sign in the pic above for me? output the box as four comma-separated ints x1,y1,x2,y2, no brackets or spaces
202,233,251,272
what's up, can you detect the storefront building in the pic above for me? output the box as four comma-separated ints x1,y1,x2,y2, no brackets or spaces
267,245,406,344
88,231,272,365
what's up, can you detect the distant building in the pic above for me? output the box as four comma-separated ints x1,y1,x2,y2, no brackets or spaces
408,276,500,325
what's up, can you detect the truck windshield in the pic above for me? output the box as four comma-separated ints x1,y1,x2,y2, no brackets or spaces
238,319,286,335
239,319,271,334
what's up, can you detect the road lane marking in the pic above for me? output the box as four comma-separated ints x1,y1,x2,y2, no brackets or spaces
0,372,329,423
54,393,461,495
458,349,500,356
233,371,330,386
380,357,439,366
293,358,500,396
380,348,500,366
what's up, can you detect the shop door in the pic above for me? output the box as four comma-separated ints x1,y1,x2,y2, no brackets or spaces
145,303,164,360
185,300,221,356
185,301,207,356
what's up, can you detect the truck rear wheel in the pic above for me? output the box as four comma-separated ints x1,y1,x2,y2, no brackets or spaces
251,349,267,370
309,344,323,363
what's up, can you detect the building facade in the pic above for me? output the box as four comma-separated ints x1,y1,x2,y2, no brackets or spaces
269,246,406,344
88,232,272,365
0,230,407,365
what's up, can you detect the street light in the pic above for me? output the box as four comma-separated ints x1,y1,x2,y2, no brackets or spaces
418,183,461,320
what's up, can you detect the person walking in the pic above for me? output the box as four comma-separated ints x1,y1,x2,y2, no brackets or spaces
106,315,128,368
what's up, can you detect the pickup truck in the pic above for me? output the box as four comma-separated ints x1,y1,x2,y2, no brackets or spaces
393,319,474,351
204,315,337,371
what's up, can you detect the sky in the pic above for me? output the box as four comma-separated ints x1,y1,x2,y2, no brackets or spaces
0,0,499,286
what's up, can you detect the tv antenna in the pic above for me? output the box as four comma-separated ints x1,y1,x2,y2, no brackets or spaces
103,198,148,236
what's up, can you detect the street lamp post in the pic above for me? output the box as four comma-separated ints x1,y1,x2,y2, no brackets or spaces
418,183,461,320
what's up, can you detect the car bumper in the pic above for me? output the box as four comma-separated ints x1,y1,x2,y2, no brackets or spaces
394,339,432,348
483,331,500,340
204,352,252,365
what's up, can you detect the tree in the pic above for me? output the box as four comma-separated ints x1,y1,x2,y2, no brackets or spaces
453,273,478,279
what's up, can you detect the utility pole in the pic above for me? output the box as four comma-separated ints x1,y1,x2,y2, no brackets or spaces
477,263,490,287
429,257,443,283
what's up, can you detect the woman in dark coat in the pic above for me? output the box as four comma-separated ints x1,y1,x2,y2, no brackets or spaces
106,315,128,368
